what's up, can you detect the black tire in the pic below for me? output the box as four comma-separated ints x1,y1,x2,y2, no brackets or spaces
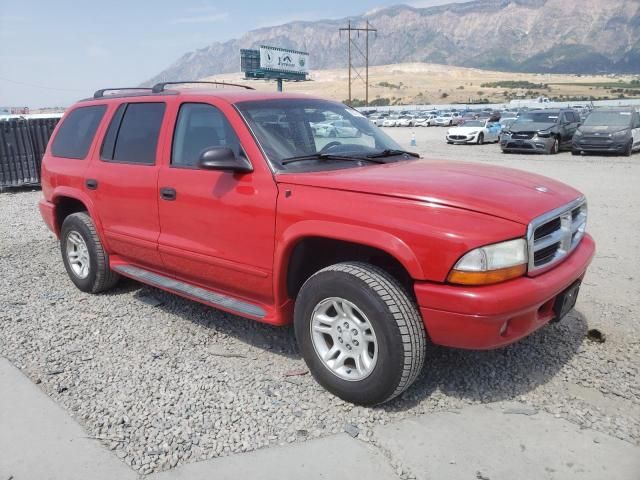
60,212,119,293
571,149,580,156
476,133,484,145
623,140,633,157
294,262,426,406
549,137,559,154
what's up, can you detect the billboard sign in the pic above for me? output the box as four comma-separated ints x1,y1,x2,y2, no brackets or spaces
259,46,309,75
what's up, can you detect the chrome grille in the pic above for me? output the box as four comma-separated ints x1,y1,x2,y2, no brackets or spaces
527,197,587,274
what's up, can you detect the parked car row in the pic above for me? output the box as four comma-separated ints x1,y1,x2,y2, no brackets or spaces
501,107,640,156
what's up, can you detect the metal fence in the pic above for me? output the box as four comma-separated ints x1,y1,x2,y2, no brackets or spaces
0,117,59,188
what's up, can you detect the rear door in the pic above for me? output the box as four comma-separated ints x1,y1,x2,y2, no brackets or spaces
85,101,167,268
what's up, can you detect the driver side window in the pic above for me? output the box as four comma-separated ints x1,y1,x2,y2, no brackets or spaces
172,103,241,168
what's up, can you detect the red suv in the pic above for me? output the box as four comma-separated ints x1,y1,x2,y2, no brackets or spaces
39,82,595,405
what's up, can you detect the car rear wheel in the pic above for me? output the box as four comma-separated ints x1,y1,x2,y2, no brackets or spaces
294,262,426,405
60,212,119,293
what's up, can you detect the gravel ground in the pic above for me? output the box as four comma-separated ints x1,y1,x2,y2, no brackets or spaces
1,127,639,474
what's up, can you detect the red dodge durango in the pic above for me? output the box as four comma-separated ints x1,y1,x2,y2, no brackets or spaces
39,82,595,405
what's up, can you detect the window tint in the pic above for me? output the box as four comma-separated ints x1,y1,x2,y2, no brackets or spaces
172,103,241,168
51,105,106,159
100,104,126,160
103,103,165,164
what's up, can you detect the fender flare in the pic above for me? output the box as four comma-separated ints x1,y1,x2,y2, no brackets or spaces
273,220,425,305
51,187,110,251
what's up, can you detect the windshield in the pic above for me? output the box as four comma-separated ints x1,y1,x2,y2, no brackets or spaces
236,99,405,171
584,111,632,127
460,120,484,127
516,112,560,123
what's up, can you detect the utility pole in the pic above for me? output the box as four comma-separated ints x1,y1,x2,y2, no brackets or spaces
339,21,377,106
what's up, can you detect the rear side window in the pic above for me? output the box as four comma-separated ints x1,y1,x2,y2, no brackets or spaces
171,103,241,168
101,102,165,164
51,105,106,159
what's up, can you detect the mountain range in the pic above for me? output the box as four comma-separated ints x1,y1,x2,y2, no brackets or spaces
145,0,640,85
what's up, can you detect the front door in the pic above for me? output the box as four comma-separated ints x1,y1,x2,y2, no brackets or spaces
86,101,167,268
157,101,278,304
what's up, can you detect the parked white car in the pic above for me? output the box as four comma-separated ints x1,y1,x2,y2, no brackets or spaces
313,120,361,138
435,113,454,126
445,119,502,144
382,116,400,127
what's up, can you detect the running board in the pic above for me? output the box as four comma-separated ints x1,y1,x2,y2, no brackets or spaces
112,264,266,319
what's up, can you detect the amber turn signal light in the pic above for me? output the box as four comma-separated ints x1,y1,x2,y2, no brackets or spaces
447,264,527,286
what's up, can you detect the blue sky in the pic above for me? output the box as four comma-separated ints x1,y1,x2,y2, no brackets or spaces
0,0,469,107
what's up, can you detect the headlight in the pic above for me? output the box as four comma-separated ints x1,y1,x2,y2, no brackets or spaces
536,131,551,138
447,238,528,285
613,129,630,138
468,131,479,135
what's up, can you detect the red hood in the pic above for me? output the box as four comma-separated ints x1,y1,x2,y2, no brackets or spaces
276,159,582,225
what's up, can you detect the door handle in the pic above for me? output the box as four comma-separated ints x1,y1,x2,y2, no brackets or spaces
160,187,177,201
85,179,98,190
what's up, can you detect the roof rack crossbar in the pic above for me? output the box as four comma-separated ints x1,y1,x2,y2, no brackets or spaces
151,81,255,93
93,88,154,99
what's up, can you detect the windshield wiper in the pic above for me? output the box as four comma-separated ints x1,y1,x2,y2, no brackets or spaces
281,153,387,165
366,149,420,159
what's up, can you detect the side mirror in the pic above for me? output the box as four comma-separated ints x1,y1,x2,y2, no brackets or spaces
198,147,253,173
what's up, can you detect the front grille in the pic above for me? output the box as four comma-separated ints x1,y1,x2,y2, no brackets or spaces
449,135,467,140
507,142,534,149
582,136,612,144
511,132,535,139
527,198,587,273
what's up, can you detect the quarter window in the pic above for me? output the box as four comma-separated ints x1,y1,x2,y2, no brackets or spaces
51,105,106,159
172,103,241,168
101,102,165,164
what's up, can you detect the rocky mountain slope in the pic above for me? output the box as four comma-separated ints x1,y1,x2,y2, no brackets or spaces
145,0,640,85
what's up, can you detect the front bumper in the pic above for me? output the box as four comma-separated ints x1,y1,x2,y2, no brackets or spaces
572,137,629,153
501,136,553,153
414,234,595,350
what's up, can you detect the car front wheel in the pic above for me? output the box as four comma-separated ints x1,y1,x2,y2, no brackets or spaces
294,262,426,405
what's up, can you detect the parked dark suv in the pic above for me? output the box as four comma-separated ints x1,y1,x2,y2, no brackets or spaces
572,107,640,156
500,109,581,154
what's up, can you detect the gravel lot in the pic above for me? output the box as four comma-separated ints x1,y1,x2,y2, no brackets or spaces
1,126,639,475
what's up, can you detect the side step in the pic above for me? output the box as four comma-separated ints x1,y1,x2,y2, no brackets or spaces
112,264,266,319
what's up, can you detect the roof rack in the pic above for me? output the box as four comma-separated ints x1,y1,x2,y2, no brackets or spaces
93,88,154,99
151,81,255,93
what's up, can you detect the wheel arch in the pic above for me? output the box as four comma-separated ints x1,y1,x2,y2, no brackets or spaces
274,221,424,308
51,188,108,248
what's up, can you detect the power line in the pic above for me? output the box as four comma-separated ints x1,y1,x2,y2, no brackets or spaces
0,76,85,93
339,21,377,106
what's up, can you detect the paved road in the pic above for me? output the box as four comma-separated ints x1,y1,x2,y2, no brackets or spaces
2,357,638,480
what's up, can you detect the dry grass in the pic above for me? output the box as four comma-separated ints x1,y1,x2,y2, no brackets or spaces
203,62,640,105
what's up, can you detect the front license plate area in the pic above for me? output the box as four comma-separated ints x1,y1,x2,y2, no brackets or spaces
553,280,581,321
